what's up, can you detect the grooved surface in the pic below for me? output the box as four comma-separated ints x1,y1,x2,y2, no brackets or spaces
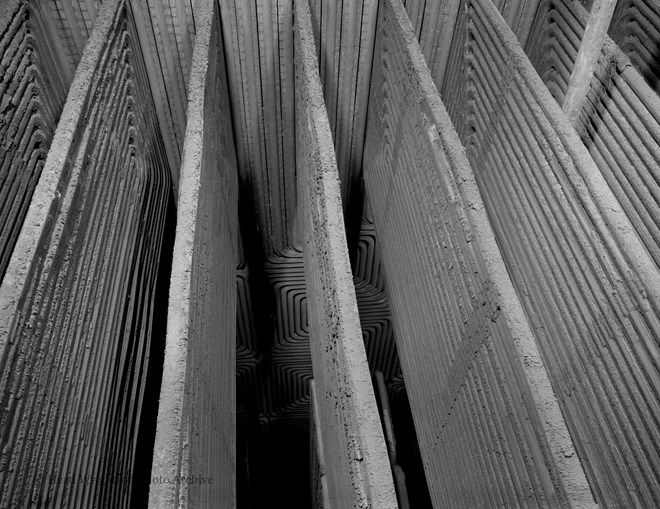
218,0,297,253
294,0,397,505
149,0,237,506
129,0,196,186
402,0,543,91
0,1,67,283
0,0,172,506
363,0,594,506
215,0,400,445
609,0,660,93
41,0,195,185
527,0,660,276
442,0,660,506
307,0,378,216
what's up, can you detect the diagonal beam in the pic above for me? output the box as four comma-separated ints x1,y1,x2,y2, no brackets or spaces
294,0,397,506
562,0,618,124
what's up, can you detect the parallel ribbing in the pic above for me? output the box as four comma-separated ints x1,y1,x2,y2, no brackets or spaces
402,0,543,92
0,1,67,283
37,0,194,186
441,0,660,506
218,0,297,253
307,0,378,216
148,0,237,506
130,0,193,186
527,0,660,277
294,0,396,505
0,1,172,507
363,0,593,506
609,0,660,93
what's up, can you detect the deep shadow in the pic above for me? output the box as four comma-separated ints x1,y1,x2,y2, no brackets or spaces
390,387,434,509
129,188,176,508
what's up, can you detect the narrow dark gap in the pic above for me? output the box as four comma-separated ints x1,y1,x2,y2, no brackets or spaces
129,189,176,509
351,185,432,508
388,388,434,509
235,179,312,508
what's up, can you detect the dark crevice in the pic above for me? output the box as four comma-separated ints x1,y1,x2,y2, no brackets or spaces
129,189,176,509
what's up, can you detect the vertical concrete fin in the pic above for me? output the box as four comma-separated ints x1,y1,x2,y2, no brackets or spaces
306,0,379,225
294,0,398,506
0,1,70,283
149,0,238,506
363,0,596,507
0,0,174,506
438,0,660,505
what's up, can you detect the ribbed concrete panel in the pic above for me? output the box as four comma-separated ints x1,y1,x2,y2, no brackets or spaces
307,0,378,216
149,0,237,506
40,0,194,186
609,0,660,92
36,0,102,84
216,0,377,253
129,0,196,186
0,0,192,285
440,0,660,506
294,0,397,506
0,1,67,283
526,0,660,277
214,0,402,444
217,0,297,253
363,0,593,506
401,0,542,92
0,0,172,506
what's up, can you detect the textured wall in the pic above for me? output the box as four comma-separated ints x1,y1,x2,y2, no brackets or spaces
402,0,543,93
609,0,660,92
439,0,660,506
526,0,660,275
149,0,238,505
34,0,194,184
294,0,396,506
0,1,68,282
0,0,195,287
307,0,378,221
215,0,401,449
217,0,297,253
0,0,172,506
363,0,594,506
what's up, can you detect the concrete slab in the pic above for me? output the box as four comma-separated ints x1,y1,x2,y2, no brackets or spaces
148,0,238,506
363,0,595,506
0,0,173,506
294,0,397,506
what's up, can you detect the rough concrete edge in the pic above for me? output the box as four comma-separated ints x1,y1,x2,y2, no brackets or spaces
295,0,399,507
385,0,598,506
479,0,660,315
562,0,618,124
147,0,214,506
0,0,22,34
0,0,123,358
